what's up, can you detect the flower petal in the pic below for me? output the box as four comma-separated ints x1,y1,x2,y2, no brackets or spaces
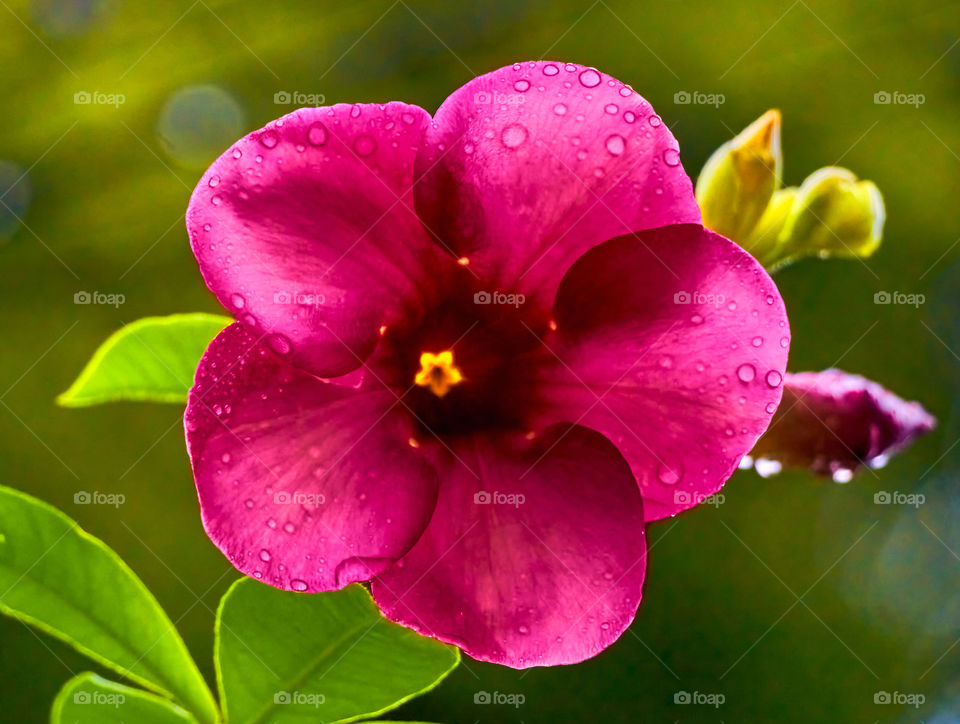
185,323,439,592
414,61,700,314
187,103,449,378
372,425,646,668
531,224,790,520
750,369,936,477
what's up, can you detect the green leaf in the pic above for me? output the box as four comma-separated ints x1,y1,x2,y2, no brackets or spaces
57,313,230,407
215,578,459,724
0,486,219,724
51,673,198,724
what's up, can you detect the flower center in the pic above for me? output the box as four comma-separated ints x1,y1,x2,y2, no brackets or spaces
414,350,463,398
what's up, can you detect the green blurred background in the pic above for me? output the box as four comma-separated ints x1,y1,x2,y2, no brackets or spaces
2,0,958,721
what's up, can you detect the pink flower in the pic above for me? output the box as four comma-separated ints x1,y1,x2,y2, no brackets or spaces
184,61,789,667
750,369,935,479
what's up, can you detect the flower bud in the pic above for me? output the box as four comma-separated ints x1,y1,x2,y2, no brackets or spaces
764,166,885,270
742,187,797,267
696,110,782,243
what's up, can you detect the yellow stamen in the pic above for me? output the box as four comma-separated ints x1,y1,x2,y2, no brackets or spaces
414,350,463,398
457,256,470,266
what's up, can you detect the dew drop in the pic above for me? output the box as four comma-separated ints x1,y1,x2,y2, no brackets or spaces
736,363,756,383
518,625,530,634
208,175,220,188
751,336,764,347
779,336,789,348
501,123,528,148
354,134,377,156
690,313,703,325
765,402,778,414
648,114,662,127
244,499,255,509
220,452,231,463
605,134,626,156
657,462,683,485
543,63,559,76
259,549,272,562
291,579,308,591
283,522,296,533
267,333,292,355
230,293,245,309
514,79,530,92
578,68,601,87
604,103,618,114
765,370,783,388
211,195,222,206
259,130,278,149
623,110,636,123
266,518,277,529
619,86,633,97
306,122,328,146
553,102,567,116
231,148,242,159
662,148,680,166
350,104,361,118
658,355,674,369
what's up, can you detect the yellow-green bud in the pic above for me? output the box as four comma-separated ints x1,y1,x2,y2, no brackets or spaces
743,187,797,267
696,110,782,243
774,166,884,268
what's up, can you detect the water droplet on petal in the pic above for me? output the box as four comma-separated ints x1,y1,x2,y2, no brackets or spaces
501,123,528,148
244,499,255,509
208,175,220,188
211,195,222,206
579,68,601,87
514,79,530,92
518,625,530,634
662,148,680,166
690,313,703,324
751,336,764,347
648,115,662,127
354,134,377,156
604,103,618,114
306,122,328,146
267,333,292,355
736,363,756,383
657,462,683,485
765,402,778,414
232,148,242,159
543,63,560,76
291,579,308,591
623,111,636,123
259,130,278,148
765,370,783,387
780,336,790,348
553,103,568,116
230,293,245,309
605,134,625,156
259,549,271,562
